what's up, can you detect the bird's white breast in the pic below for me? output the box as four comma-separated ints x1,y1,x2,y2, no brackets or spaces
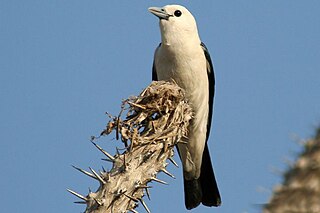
155,44,209,179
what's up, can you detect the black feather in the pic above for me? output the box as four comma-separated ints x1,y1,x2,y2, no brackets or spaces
200,42,215,140
152,43,161,81
200,143,221,207
184,178,202,210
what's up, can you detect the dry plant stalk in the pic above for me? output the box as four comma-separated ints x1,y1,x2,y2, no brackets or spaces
263,129,320,213
68,81,192,213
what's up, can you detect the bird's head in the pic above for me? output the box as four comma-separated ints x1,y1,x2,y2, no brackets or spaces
148,5,200,46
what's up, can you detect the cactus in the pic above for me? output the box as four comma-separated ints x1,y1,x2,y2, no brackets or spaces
68,81,192,213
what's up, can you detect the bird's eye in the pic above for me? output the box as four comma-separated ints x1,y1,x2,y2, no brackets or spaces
174,10,182,17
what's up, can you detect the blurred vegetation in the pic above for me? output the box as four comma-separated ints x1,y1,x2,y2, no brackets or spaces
263,127,320,213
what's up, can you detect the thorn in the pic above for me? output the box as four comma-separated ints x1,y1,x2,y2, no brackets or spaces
136,185,152,189
162,141,168,153
67,189,88,201
150,177,168,185
123,154,127,171
139,198,151,213
129,209,139,213
116,114,122,140
161,168,175,179
101,166,106,172
113,188,126,198
93,198,103,206
105,173,111,182
90,135,98,142
74,201,86,204
129,138,134,151
145,187,151,200
116,147,121,155
124,193,139,202
168,157,179,168
91,141,115,162
101,158,114,163
72,165,97,180
89,167,106,184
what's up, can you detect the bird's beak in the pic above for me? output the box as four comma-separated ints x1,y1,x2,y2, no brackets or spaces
148,7,171,20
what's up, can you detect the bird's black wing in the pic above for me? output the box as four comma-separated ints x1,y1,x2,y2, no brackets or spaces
198,42,221,207
152,43,161,81
200,42,215,141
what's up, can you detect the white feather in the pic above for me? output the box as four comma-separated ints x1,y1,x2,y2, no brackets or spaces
152,5,210,179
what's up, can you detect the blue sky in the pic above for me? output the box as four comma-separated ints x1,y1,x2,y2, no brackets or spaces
1,1,320,213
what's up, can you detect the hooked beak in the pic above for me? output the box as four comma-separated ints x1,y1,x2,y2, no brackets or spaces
148,7,172,20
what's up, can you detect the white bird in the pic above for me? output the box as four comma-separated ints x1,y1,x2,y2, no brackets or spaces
148,5,221,209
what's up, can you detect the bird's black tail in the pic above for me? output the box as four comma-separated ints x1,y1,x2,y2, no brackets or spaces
200,143,221,207
184,178,202,210
184,144,221,210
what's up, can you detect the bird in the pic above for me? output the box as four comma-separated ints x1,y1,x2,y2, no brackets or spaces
148,5,221,210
